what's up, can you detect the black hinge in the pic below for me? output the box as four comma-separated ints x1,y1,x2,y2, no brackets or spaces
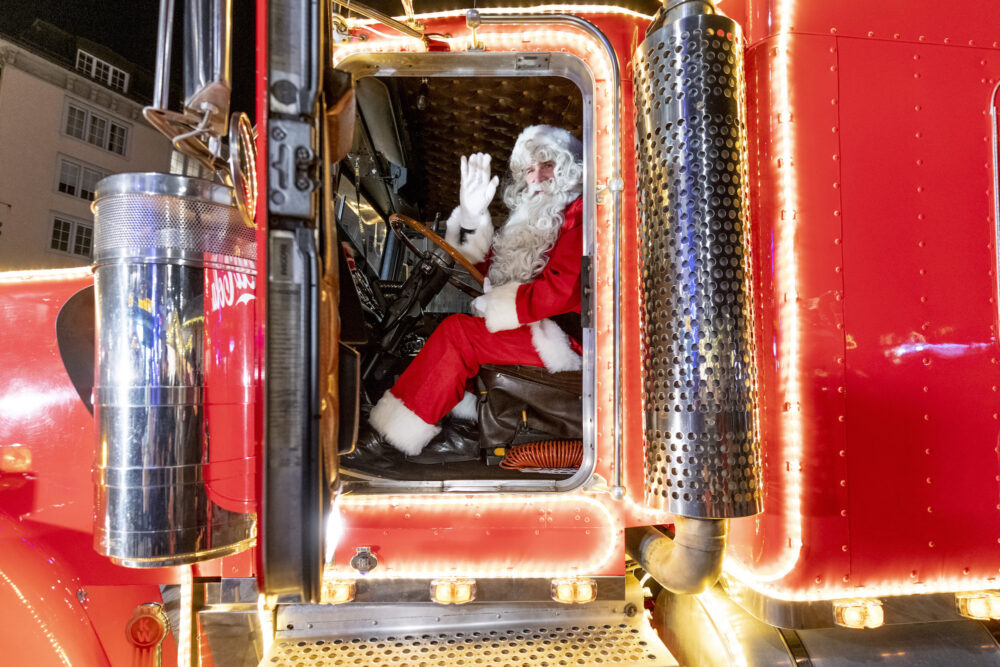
580,255,593,329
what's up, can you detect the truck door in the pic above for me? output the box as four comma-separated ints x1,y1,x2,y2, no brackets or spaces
258,0,355,602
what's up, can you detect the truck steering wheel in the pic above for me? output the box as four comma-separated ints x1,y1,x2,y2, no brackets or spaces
388,213,485,297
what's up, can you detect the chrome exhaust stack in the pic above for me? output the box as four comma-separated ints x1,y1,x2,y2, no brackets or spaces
147,0,235,169
632,0,760,592
92,174,256,567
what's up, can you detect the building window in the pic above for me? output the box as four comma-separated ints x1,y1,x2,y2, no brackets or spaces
65,102,129,156
51,218,72,252
75,49,129,93
50,216,93,258
75,51,93,74
58,158,108,201
73,225,93,256
66,105,87,140
108,124,128,156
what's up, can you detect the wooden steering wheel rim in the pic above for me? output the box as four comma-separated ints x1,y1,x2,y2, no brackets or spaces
388,213,486,287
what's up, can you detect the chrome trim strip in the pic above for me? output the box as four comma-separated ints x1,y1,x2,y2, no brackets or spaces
469,12,625,498
722,576,975,629
94,172,236,205
93,249,256,271
153,0,175,109
337,51,597,494
991,81,1000,320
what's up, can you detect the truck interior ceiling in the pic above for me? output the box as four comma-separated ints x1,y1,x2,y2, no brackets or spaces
333,67,591,492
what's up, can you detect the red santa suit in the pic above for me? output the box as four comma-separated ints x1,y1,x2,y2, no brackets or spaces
369,196,584,456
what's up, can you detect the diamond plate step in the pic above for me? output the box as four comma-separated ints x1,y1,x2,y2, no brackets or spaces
262,601,677,666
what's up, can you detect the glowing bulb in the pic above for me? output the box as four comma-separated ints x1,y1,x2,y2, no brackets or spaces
956,591,1000,620
864,604,883,628
555,583,575,602
552,577,597,604
431,578,476,604
0,445,32,473
833,599,883,629
322,580,356,604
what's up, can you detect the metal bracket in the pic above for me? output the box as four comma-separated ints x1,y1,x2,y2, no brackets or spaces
268,118,317,218
515,53,551,71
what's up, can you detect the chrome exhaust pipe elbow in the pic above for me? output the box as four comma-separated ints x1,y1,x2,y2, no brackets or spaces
626,517,728,595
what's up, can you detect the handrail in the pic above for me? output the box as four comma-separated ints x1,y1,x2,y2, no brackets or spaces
466,10,626,498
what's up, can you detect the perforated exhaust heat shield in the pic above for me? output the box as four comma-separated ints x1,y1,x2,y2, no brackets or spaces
634,12,761,518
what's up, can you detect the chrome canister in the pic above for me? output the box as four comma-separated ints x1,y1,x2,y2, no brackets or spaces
92,173,256,567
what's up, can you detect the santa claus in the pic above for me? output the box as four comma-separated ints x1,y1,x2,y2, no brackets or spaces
346,124,584,469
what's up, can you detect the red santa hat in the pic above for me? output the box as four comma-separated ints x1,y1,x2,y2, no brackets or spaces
508,125,583,175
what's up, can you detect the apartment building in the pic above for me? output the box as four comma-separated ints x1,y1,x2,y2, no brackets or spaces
0,21,171,270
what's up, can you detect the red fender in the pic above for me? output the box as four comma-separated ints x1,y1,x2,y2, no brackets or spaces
0,512,110,666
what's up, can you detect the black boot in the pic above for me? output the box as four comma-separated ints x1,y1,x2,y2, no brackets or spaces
405,417,482,465
340,424,406,475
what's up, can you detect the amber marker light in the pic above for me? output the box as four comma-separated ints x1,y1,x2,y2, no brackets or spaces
0,445,32,474
322,579,356,605
431,578,476,605
551,577,598,604
832,599,884,629
956,591,1000,620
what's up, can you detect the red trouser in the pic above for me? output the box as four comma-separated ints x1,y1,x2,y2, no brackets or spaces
390,313,544,425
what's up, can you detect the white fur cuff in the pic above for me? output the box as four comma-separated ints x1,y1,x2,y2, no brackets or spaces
530,318,582,372
369,391,441,456
445,206,493,264
449,391,479,421
483,281,522,332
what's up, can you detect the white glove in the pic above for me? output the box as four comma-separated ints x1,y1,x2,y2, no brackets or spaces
459,153,499,227
470,277,492,316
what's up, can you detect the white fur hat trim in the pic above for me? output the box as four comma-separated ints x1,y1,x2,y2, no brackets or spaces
509,125,583,172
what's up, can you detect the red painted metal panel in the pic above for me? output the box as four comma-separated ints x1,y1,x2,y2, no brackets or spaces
727,33,852,595
0,273,184,586
742,0,1000,51
837,36,1000,589
0,511,110,665
328,495,623,578
204,267,257,513
82,585,179,667
725,0,1000,599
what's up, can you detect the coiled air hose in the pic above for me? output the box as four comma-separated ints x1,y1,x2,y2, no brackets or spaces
499,440,583,470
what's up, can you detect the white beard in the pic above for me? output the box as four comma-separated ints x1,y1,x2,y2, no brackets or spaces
488,190,565,286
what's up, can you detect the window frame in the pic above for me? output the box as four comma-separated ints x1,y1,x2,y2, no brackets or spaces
75,49,129,93
56,155,109,201
335,51,597,495
49,214,94,259
63,101,130,157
